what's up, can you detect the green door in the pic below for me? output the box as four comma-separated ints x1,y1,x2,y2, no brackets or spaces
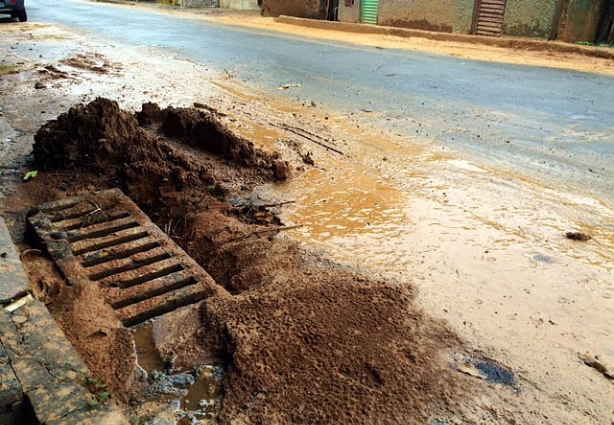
361,0,378,25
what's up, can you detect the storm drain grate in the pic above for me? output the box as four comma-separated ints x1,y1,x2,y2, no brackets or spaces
27,188,220,327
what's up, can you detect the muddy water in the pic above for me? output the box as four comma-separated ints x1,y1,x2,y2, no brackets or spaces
133,322,167,374
132,321,223,423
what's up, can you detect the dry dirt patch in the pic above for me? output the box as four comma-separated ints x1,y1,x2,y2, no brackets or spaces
4,98,472,423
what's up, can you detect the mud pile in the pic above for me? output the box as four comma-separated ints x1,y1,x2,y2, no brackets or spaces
25,98,468,424
33,98,289,205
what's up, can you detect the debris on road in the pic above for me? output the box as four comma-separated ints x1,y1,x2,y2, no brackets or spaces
278,83,301,90
22,170,38,181
578,353,614,381
565,231,592,241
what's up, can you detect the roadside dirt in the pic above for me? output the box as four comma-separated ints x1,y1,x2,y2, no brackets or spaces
7,98,470,424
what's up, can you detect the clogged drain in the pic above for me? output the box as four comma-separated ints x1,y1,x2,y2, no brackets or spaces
15,98,474,424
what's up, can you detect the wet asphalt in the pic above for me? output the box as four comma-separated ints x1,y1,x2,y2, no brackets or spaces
22,0,614,202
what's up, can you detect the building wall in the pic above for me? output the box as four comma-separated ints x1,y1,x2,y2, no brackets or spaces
557,0,604,42
219,0,260,10
340,0,474,33
338,0,361,23
180,0,218,6
378,0,455,32
502,0,558,38
279,0,604,43
454,0,476,34
262,0,325,19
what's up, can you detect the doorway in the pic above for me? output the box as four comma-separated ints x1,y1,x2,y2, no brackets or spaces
326,0,339,21
472,0,507,37
361,0,378,25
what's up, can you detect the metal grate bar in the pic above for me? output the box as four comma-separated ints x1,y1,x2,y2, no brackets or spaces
28,189,223,327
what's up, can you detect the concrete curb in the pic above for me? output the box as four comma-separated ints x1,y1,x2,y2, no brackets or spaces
0,217,130,424
276,16,614,61
0,218,28,304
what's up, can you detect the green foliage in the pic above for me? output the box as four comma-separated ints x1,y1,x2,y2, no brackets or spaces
88,396,99,408
23,170,38,181
86,376,111,409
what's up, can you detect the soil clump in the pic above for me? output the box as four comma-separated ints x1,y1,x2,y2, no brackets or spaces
8,98,469,424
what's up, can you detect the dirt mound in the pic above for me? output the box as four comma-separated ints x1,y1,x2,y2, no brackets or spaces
204,262,461,424
33,98,289,193
19,99,469,424
159,206,463,424
137,102,286,170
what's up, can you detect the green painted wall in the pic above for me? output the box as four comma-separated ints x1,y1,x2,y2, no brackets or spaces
502,0,559,38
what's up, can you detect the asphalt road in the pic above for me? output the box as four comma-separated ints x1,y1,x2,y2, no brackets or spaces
25,0,614,202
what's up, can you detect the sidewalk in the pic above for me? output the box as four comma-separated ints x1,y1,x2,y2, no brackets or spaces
0,217,129,424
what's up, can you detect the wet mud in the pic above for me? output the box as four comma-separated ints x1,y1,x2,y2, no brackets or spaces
8,98,471,424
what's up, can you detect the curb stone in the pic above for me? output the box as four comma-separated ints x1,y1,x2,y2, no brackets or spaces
0,217,130,424
0,217,28,304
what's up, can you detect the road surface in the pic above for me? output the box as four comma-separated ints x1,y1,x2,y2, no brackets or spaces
25,0,614,203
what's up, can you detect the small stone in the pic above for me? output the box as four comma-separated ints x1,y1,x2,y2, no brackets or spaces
566,231,591,241
12,315,28,325
272,160,292,180
199,399,214,408
168,373,194,389
34,81,46,89
134,366,148,383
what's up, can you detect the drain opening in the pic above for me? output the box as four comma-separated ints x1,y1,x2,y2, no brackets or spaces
81,240,161,268
68,219,140,242
28,188,220,327
111,276,198,309
50,207,99,223
59,211,132,231
88,251,171,281
73,230,150,256
119,289,209,327
115,263,185,289
42,200,81,214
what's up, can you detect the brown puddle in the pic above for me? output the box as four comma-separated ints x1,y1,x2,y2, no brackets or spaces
133,322,167,375
133,320,224,423
178,366,224,424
